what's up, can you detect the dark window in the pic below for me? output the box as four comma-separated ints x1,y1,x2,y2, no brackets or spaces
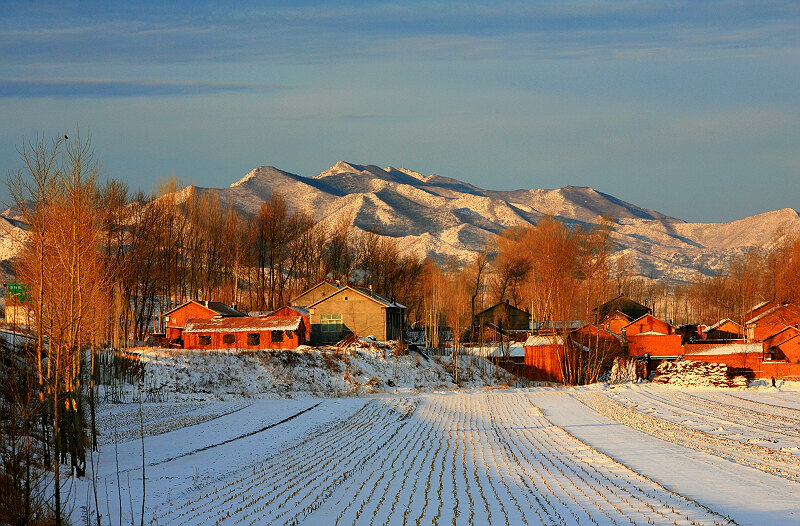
247,333,260,346
222,333,235,344
271,330,284,343
198,335,211,346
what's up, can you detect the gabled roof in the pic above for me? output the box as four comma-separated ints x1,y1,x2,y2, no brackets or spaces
184,316,302,333
290,281,343,306
762,325,800,346
476,300,531,318
745,303,800,325
572,323,624,341
703,318,742,333
307,285,406,309
164,300,246,317
622,313,672,331
524,335,564,347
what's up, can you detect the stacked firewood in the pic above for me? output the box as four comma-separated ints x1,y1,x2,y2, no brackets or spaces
652,360,748,388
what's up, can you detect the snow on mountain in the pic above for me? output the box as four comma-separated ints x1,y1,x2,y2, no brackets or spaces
185,161,797,283
0,162,795,284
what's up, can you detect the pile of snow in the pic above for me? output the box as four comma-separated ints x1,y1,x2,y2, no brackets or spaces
652,360,748,388
125,343,514,401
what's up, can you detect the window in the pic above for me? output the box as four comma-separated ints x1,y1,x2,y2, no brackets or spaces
222,333,235,344
321,313,342,333
271,330,284,343
198,335,211,346
247,333,260,346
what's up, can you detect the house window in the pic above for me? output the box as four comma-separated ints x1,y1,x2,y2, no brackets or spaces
222,334,235,344
321,313,342,333
247,333,260,346
271,330,284,343
198,335,211,346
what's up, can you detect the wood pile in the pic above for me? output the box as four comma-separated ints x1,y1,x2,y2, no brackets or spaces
652,360,748,388
602,357,644,383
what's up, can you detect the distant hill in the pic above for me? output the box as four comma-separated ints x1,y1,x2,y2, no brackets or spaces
3,162,799,284
179,162,800,283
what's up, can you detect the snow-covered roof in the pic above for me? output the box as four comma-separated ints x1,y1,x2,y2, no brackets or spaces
486,344,526,358
745,305,782,325
684,343,763,356
184,316,302,333
703,318,741,333
633,330,669,336
524,335,564,347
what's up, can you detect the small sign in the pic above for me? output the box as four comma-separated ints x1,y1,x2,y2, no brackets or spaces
6,283,31,302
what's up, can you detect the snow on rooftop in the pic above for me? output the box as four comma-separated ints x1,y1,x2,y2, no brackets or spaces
524,335,564,347
184,316,301,333
684,343,763,356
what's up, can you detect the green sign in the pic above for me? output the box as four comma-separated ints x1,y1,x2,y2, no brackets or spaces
6,283,31,302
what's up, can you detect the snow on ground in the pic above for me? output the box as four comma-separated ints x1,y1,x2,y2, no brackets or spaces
69,383,800,525
123,345,514,401
66,349,800,526
537,385,800,525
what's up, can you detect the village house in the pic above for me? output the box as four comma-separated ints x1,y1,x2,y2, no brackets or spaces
304,284,406,343
474,300,531,333
599,311,631,336
182,315,305,350
290,281,343,308
682,343,764,377
523,334,565,383
593,295,651,323
266,305,311,341
744,303,800,341
4,295,34,327
762,326,800,362
163,300,246,344
701,319,744,341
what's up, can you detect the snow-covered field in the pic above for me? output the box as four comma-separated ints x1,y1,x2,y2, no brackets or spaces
73,383,800,526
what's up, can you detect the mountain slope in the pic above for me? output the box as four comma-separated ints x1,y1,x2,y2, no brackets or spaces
180,162,800,283
2,162,795,284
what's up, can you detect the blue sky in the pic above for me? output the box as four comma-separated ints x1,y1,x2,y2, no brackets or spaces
1,1,799,222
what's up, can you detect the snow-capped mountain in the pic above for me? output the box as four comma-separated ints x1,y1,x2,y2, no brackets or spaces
1,162,797,284
196,162,800,283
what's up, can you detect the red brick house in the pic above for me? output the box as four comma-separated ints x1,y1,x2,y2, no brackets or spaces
523,334,565,383
182,316,305,350
683,343,764,378
623,314,674,338
599,311,631,336
163,300,246,344
702,319,744,340
745,303,800,341
594,295,651,322
267,305,310,341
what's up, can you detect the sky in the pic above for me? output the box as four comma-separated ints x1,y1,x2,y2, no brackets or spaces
1,1,799,222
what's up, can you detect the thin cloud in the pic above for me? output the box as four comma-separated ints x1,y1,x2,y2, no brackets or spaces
2,1,798,66
0,78,289,98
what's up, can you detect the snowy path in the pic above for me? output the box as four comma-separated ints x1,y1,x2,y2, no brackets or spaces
535,388,800,525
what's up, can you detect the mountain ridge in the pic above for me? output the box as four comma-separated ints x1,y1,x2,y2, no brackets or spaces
195,161,800,283
1,162,796,284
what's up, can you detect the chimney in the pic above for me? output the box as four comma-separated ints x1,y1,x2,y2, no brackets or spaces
204,300,208,307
